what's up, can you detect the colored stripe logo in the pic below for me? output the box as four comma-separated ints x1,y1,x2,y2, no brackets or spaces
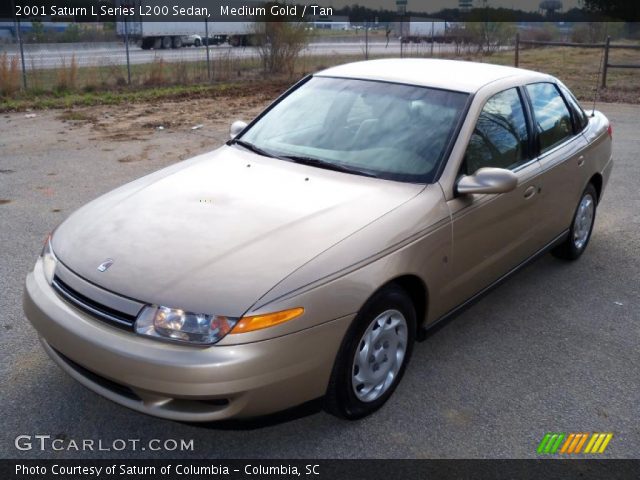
537,433,613,454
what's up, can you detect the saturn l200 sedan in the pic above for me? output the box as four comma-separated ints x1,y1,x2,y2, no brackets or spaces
24,59,613,421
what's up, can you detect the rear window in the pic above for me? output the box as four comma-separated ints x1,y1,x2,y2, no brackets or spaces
525,82,574,153
559,84,589,132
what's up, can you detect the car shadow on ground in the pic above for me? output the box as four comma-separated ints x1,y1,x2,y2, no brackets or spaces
179,398,326,431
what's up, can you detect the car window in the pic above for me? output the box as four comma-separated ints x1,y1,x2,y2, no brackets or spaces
525,82,574,152
558,84,589,132
462,88,529,175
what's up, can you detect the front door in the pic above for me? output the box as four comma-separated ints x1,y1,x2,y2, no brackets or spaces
440,87,545,309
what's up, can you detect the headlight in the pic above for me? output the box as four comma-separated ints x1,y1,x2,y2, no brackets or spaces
134,305,305,345
135,305,238,345
41,234,57,284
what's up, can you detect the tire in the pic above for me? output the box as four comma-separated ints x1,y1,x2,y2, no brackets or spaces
552,183,598,260
172,36,183,49
325,284,416,419
194,39,202,47
161,36,172,49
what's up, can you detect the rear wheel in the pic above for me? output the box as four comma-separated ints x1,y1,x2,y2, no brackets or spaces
161,36,172,49
552,183,598,260
194,38,202,47
172,36,183,49
325,284,416,419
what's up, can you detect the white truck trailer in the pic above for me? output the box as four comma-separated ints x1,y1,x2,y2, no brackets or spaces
393,18,449,44
117,20,255,49
115,0,259,49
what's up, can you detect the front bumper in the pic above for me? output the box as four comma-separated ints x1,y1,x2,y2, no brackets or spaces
24,260,353,421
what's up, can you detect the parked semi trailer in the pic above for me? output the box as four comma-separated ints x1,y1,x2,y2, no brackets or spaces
393,18,449,43
117,20,255,49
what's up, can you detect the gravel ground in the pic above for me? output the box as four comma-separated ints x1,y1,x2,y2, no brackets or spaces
0,100,638,459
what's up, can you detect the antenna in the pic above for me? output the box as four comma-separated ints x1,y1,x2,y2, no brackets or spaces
591,27,608,117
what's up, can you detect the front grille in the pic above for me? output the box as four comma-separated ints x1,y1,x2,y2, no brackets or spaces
52,275,137,330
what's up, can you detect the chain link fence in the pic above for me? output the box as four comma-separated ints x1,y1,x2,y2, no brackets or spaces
0,20,491,95
1,20,638,101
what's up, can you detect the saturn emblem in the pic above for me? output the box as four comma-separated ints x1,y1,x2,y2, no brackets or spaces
97,258,114,272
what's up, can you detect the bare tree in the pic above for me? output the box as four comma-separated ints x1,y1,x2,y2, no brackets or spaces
254,22,309,76
465,22,516,54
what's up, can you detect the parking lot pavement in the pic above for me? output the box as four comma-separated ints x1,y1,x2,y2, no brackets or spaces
0,102,638,459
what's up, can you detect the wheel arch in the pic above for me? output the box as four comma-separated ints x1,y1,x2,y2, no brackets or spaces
589,172,603,202
374,274,429,332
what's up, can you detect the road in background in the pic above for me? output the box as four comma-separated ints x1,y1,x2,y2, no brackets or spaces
0,40,458,70
0,102,638,459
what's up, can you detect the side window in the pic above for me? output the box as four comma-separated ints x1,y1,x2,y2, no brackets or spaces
525,83,574,152
559,84,589,132
463,88,529,175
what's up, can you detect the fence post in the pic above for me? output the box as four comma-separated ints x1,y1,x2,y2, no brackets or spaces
124,18,132,85
205,17,212,82
12,0,27,90
365,20,369,60
601,35,610,89
515,32,519,67
400,16,404,59
430,21,434,57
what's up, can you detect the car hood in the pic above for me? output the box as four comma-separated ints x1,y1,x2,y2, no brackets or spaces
52,146,424,317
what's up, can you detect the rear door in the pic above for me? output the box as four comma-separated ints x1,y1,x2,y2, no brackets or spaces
523,82,590,241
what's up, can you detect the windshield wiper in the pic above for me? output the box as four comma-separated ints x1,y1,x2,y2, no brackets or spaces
281,155,378,178
230,139,278,159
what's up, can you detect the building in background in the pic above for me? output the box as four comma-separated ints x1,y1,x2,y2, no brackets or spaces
310,15,351,30
459,0,474,12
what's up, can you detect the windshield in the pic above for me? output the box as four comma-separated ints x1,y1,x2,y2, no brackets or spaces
237,77,469,182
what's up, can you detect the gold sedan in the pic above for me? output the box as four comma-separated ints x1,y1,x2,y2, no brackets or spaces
24,59,613,421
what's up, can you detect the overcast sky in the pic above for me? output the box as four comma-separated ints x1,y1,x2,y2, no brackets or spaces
321,0,582,12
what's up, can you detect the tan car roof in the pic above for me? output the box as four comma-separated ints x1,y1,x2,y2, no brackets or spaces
316,58,551,93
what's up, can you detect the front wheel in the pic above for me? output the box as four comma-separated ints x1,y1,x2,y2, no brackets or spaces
325,284,416,419
552,183,598,260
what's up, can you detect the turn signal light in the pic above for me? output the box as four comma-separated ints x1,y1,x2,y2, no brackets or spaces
232,307,304,334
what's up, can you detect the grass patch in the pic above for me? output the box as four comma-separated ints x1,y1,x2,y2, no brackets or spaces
0,80,291,112
57,109,95,122
0,53,21,96
490,45,640,104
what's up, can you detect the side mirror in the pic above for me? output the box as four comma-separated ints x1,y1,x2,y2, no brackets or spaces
456,167,518,195
229,120,248,140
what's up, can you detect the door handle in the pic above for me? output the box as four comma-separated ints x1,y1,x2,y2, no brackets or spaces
524,186,537,199
577,155,585,167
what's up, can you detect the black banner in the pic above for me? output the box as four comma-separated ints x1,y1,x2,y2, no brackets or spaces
2,459,640,480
